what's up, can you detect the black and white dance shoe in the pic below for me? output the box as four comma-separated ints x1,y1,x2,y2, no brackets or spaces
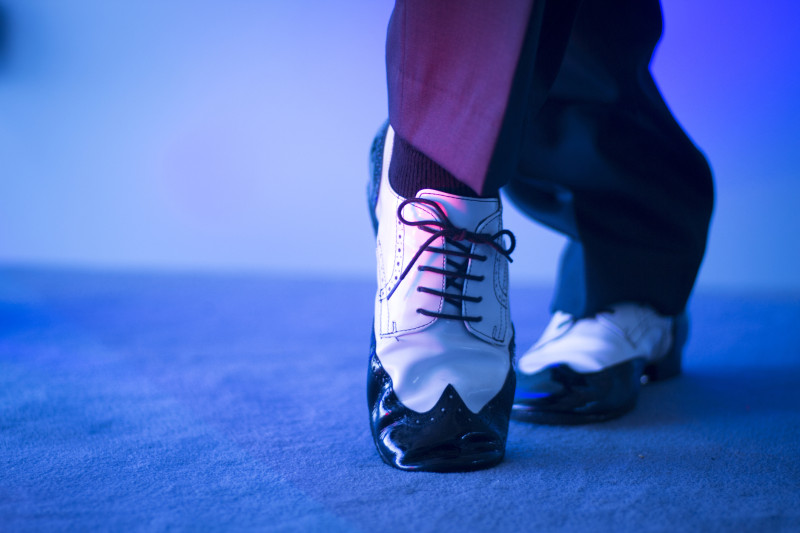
513,304,688,424
367,124,516,472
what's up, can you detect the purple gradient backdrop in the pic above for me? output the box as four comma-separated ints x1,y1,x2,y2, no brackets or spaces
0,1,798,290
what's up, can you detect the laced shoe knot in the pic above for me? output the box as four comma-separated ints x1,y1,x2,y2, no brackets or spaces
386,197,516,323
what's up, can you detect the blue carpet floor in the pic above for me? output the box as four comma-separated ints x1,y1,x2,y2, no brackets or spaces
1,266,798,532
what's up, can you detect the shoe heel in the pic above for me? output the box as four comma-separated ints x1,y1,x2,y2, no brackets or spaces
367,121,390,235
643,313,689,382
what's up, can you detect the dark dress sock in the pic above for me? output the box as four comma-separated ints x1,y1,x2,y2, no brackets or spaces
389,135,497,199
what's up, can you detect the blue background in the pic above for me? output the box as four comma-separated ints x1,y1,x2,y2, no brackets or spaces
1,0,798,291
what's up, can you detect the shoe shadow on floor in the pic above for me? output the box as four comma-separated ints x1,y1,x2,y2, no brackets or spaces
616,366,800,428
501,365,800,472
506,364,800,438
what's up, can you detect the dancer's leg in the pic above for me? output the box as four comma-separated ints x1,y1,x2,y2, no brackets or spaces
369,0,585,470
506,0,714,317
509,0,714,424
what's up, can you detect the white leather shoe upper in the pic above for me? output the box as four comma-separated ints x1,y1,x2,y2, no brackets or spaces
516,303,674,374
374,126,513,414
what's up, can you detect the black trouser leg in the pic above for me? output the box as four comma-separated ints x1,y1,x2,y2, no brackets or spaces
503,0,714,317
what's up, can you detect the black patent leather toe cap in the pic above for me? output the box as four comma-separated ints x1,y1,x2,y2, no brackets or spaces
368,334,515,472
512,358,646,425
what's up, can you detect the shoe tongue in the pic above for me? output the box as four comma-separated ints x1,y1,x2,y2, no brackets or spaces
416,189,499,232
415,189,500,318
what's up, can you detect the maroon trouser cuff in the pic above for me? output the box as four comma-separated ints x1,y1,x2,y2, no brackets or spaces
386,0,535,195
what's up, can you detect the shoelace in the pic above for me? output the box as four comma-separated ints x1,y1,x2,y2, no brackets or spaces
386,198,516,322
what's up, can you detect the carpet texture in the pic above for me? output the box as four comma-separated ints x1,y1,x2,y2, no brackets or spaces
1,266,798,532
